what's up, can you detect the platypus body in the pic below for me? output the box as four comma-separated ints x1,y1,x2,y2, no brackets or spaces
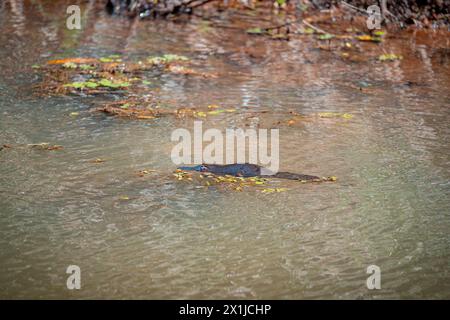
178,164,320,181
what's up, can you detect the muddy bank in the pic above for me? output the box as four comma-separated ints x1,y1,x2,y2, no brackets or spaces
106,0,450,27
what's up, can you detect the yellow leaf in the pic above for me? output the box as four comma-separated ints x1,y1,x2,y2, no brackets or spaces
136,115,156,119
47,57,97,65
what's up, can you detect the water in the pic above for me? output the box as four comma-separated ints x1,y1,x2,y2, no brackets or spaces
0,1,449,299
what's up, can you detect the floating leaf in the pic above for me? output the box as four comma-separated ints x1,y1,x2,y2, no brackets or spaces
85,81,98,88
147,56,165,65
356,35,382,42
27,143,63,151
207,109,227,115
136,115,156,119
148,54,189,65
162,54,189,62
318,34,334,40
91,158,106,163
168,65,196,75
70,112,79,116
46,145,64,151
63,82,86,89
318,112,353,119
379,53,403,61
342,113,353,119
262,188,288,194
98,78,130,88
137,169,156,177
99,57,114,63
79,64,94,70
47,57,97,65
62,62,77,69
373,30,386,36
246,27,264,34
303,27,315,34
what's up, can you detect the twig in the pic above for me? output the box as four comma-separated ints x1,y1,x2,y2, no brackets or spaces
301,20,331,35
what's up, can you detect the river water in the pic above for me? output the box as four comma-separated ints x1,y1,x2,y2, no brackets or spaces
0,1,449,299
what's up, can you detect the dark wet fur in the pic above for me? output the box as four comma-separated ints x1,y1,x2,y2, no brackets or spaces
184,164,320,181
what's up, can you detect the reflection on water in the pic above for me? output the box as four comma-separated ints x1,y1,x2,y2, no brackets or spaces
0,1,449,299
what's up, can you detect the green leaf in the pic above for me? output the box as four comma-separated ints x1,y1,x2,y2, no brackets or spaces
98,78,130,88
80,64,94,70
207,109,226,115
162,54,189,62
318,33,334,40
62,62,77,69
85,81,98,88
99,57,114,63
379,53,402,61
64,82,85,89
246,27,264,34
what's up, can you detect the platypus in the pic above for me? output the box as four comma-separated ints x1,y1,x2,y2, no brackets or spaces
178,164,321,181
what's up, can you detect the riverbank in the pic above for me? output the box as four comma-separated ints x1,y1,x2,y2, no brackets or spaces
105,0,450,28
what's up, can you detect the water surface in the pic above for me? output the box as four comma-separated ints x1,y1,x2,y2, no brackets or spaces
0,0,449,299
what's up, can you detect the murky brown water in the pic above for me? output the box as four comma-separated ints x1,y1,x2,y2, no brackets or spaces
0,1,449,299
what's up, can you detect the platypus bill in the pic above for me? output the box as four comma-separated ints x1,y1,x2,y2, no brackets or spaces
177,163,321,181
